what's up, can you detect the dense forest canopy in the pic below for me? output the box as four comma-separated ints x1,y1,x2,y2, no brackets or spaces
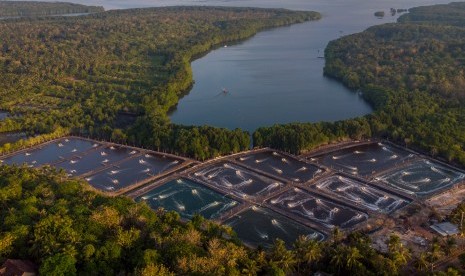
0,1,104,17
255,2,465,167
0,6,319,159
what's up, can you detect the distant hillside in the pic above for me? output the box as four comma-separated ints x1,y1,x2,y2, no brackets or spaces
0,1,104,17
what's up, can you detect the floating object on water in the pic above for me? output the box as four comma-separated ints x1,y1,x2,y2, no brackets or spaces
71,149,77,153
70,160,77,164
65,139,69,142
271,166,283,174
139,159,146,164
112,179,119,184
129,150,137,155
101,151,107,156
58,143,64,147
25,152,31,156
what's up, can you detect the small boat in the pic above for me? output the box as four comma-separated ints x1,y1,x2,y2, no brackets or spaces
222,88,228,94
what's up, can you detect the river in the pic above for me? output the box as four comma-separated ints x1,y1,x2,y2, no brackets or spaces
8,0,452,132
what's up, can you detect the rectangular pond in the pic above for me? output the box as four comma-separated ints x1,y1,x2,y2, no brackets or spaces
236,151,322,183
135,178,239,220
375,159,465,197
0,137,100,167
267,188,367,229
224,206,325,248
314,175,410,213
192,162,284,199
54,144,138,176
85,153,182,192
313,142,414,176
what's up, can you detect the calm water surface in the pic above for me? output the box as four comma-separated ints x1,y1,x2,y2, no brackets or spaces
167,0,451,132
9,0,452,132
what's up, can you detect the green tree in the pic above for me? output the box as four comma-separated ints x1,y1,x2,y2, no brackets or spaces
269,239,296,273
293,235,322,273
39,253,77,276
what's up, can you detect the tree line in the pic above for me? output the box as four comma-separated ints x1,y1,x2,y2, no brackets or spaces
255,2,465,168
0,1,104,17
0,6,320,159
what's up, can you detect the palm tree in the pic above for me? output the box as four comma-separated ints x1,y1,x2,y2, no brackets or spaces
331,227,343,244
330,245,346,273
293,236,322,272
303,239,322,264
414,252,429,272
269,239,296,273
391,249,411,269
387,235,411,268
429,241,444,262
387,234,402,253
345,246,362,271
443,237,456,256
241,259,259,276
293,235,308,272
